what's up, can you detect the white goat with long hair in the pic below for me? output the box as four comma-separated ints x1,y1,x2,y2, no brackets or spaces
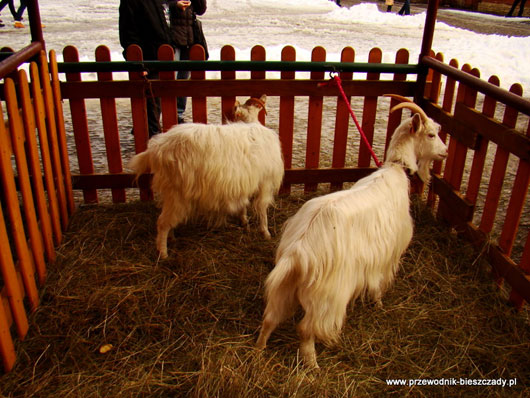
128,96,283,259
256,98,448,368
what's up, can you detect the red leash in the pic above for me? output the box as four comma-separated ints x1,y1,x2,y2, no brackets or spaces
323,73,382,168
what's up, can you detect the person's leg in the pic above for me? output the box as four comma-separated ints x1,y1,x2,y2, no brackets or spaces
146,70,162,137
175,47,190,123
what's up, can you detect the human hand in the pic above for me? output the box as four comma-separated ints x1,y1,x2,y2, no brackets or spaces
177,1,191,10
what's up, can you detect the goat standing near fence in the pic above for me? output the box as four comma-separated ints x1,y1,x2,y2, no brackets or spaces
256,99,448,368
129,95,283,259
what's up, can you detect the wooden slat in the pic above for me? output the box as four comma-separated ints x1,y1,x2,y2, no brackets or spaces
436,58,459,223
358,48,382,168
0,81,39,311
190,44,207,124
465,76,499,205
220,45,236,124
304,46,325,192
40,51,70,227
279,46,296,194
479,84,523,235
447,66,478,192
63,45,97,204
96,45,126,203
48,50,75,215
384,48,409,159
330,47,354,192
509,227,530,309
499,118,530,255
158,44,178,131
0,292,16,372
250,45,267,125
0,170,29,339
5,77,46,294
18,68,54,272
30,62,63,245
126,44,151,201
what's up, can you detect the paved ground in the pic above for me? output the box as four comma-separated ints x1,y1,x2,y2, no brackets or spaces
339,0,530,37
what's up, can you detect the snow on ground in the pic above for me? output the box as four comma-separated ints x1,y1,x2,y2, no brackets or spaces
1,0,529,93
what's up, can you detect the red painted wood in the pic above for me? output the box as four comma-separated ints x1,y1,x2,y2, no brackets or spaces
279,46,296,194
358,48,382,167
190,45,207,124
158,44,178,131
30,62,63,245
96,45,126,203
63,45,98,203
330,47,355,192
305,46,326,192
48,50,75,216
18,68,55,267
465,75,499,205
251,45,267,125
0,114,30,339
479,84,522,235
0,295,16,372
221,45,236,124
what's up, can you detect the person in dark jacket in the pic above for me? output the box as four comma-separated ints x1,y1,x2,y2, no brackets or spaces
119,0,174,136
168,0,207,123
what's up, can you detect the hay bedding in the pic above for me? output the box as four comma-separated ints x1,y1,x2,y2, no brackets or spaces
1,193,529,397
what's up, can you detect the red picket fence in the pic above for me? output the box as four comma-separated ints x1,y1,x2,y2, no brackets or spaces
0,43,528,373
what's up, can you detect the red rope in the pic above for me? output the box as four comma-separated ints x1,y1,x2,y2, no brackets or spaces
326,74,382,168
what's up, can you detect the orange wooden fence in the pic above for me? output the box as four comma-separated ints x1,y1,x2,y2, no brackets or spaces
0,43,529,373
0,50,74,372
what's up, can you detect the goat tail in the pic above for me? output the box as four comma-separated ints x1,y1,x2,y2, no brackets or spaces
128,151,151,183
263,255,300,325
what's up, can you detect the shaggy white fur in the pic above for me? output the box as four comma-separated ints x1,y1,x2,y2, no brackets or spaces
129,121,284,259
256,103,448,368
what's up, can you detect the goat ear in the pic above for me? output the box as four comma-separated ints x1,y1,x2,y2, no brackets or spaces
410,113,422,135
260,94,267,104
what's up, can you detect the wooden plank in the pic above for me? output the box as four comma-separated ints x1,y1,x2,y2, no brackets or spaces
454,102,530,161
59,79,416,100
304,46,326,192
30,62,63,245
384,48,409,159
158,44,178,131
479,84,523,235
431,175,475,227
436,58,459,223
190,45,207,124
5,77,46,294
96,45,126,203
465,75,499,206
0,83,39,312
330,47,355,192
279,46,296,194
71,168,376,190
220,45,236,124
251,45,267,125
0,293,16,372
40,51,70,228
48,50,75,216
0,178,29,340
358,48,382,168
448,66,479,191
63,45,98,204
498,119,530,256
126,44,151,201
18,68,54,272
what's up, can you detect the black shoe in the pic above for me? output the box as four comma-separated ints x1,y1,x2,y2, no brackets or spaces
178,117,185,124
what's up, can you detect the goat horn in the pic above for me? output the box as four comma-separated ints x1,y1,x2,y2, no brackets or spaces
383,94,413,103
390,102,428,123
